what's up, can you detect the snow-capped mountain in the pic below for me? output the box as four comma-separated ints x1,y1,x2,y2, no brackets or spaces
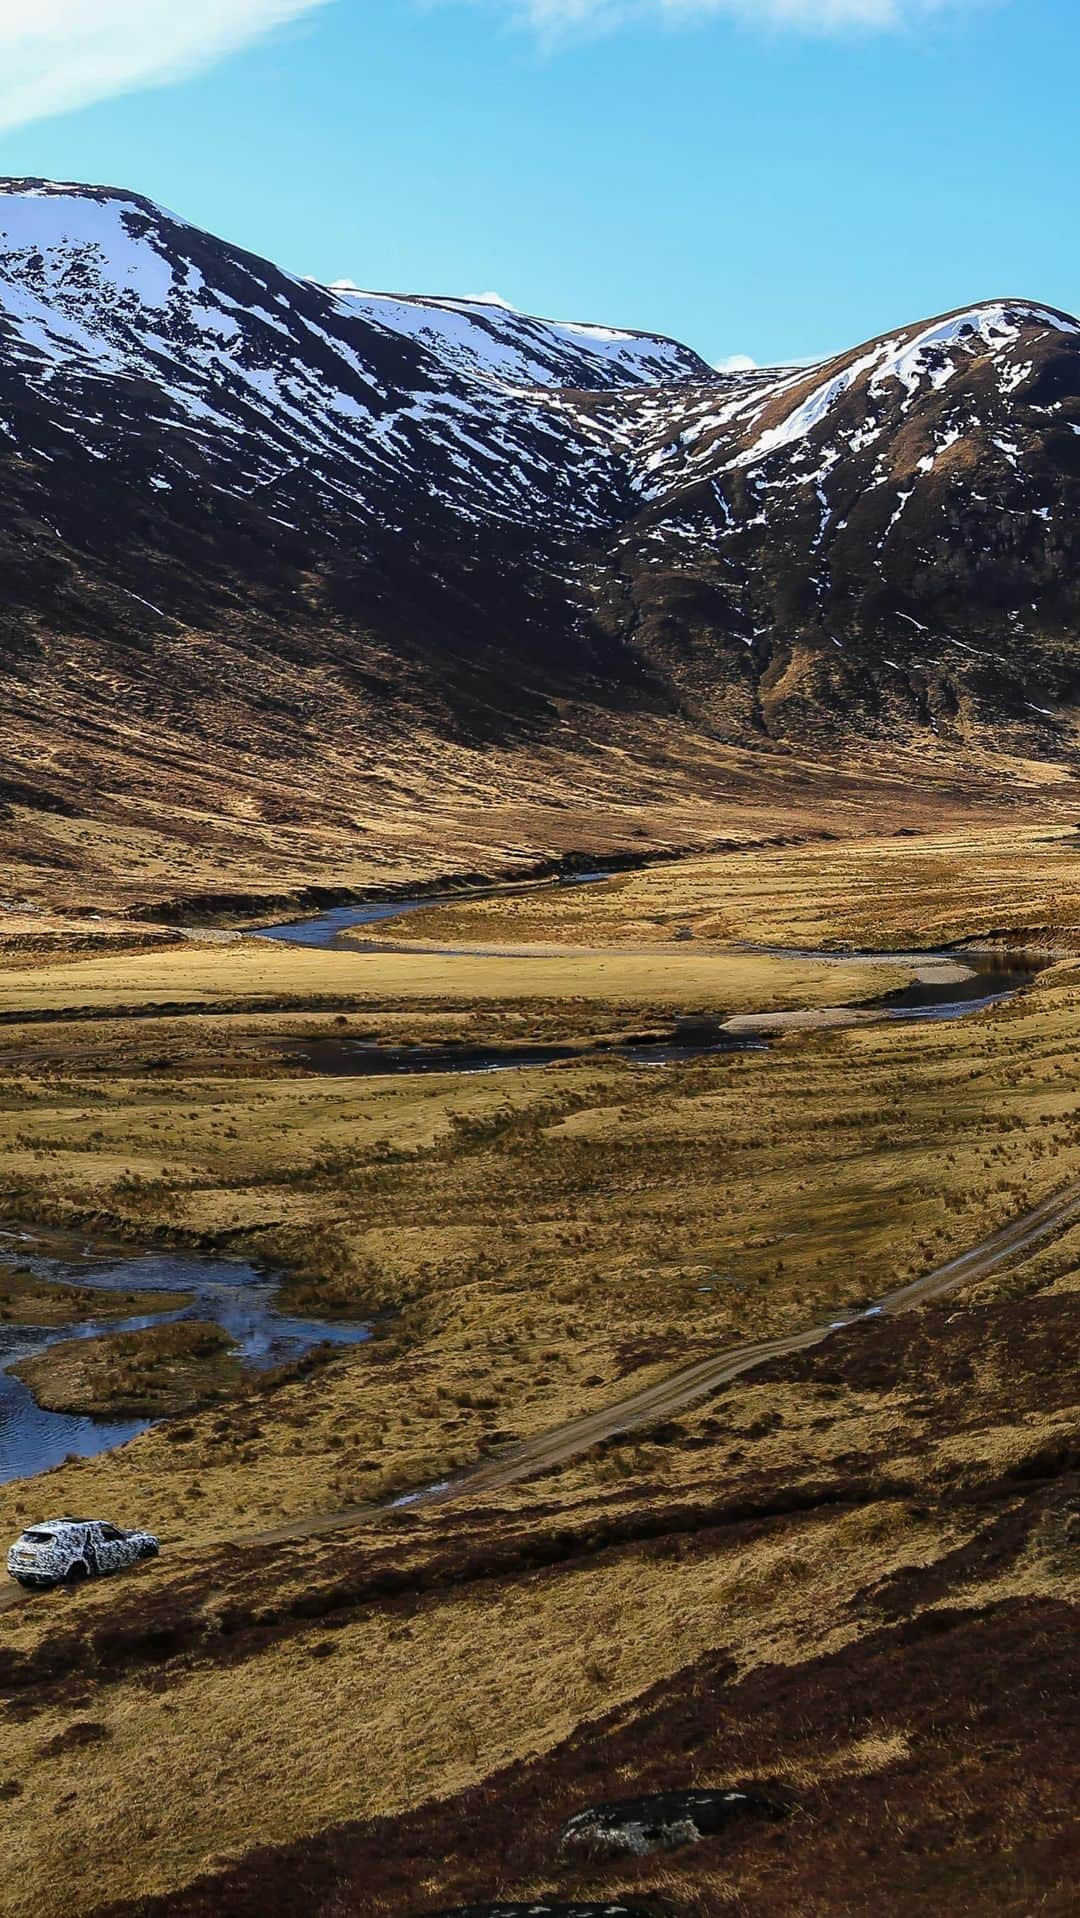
589,300,1080,743
0,178,1078,904
321,281,709,390
0,179,708,545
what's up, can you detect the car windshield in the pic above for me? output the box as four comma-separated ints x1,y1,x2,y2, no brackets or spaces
21,1530,57,1544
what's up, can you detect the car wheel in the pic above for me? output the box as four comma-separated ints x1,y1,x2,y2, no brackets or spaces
139,1542,159,1560
66,1561,90,1585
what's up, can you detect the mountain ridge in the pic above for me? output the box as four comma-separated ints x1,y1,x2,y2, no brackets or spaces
0,177,1078,908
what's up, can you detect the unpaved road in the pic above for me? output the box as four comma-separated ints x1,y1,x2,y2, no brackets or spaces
255,1173,1080,1543
2,1175,1078,1612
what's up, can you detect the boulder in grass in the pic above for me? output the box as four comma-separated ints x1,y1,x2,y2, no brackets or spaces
560,1786,785,1859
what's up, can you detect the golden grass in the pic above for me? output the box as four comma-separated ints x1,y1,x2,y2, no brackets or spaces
12,1319,242,1417
0,829,1077,1917
383,822,1080,952
0,1265,191,1327
2,697,1067,915
0,950,1077,1555
0,934,915,1012
0,1499,962,1918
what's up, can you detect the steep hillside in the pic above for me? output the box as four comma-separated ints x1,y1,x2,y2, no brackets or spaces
0,179,1078,908
596,302,1080,746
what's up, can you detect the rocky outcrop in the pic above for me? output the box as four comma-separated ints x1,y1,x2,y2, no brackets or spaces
560,1787,785,1859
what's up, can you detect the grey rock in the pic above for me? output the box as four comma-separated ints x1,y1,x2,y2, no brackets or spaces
560,1786,784,1859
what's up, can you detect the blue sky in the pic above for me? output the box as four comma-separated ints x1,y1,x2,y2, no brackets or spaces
0,1,1075,365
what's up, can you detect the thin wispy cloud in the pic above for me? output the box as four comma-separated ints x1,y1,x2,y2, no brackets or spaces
493,0,970,34
0,0,330,135
0,0,979,141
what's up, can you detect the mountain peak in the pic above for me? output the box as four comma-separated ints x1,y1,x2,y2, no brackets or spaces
0,177,1077,886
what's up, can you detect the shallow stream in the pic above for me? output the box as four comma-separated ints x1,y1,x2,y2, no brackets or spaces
0,1230,369,1485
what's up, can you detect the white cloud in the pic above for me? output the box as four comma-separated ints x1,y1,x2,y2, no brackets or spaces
461,290,517,308
327,279,517,308
0,0,978,140
490,0,969,34
0,0,330,134
715,352,756,371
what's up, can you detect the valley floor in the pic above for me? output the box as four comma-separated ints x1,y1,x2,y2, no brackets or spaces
0,822,1076,1917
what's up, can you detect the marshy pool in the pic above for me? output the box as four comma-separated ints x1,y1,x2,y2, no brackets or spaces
0,1229,369,1484
873,950,1045,1019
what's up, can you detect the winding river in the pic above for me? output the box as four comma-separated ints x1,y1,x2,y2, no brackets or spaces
254,886,1045,1062
0,874,1048,1485
252,869,615,952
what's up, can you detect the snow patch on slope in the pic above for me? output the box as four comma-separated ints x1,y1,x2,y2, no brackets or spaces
730,303,1080,472
323,282,709,391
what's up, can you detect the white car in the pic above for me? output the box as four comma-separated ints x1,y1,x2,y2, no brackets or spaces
6,1517,159,1590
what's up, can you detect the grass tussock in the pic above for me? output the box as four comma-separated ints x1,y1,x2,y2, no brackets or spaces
12,1319,243,1418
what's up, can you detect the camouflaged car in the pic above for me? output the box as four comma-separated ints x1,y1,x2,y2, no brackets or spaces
7,1517,159,1589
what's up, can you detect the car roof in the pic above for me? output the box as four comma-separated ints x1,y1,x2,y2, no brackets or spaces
28,1516,124,1532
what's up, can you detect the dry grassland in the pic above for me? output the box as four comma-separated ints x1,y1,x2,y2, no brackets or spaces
1,713,1066,915
0,1502,967,1916
0,934,912,1012
13,1320,243,1417
383,822,1080,951
0,1265,192,1327
0,828,1076,1917
0,888,1075,1553
0,1264,1073,1918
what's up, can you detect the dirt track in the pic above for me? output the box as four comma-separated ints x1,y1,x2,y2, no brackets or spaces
2,1174,1078,1611
256,1172,1080,1543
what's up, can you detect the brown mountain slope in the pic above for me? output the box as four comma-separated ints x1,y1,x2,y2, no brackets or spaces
1,183,1079,908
